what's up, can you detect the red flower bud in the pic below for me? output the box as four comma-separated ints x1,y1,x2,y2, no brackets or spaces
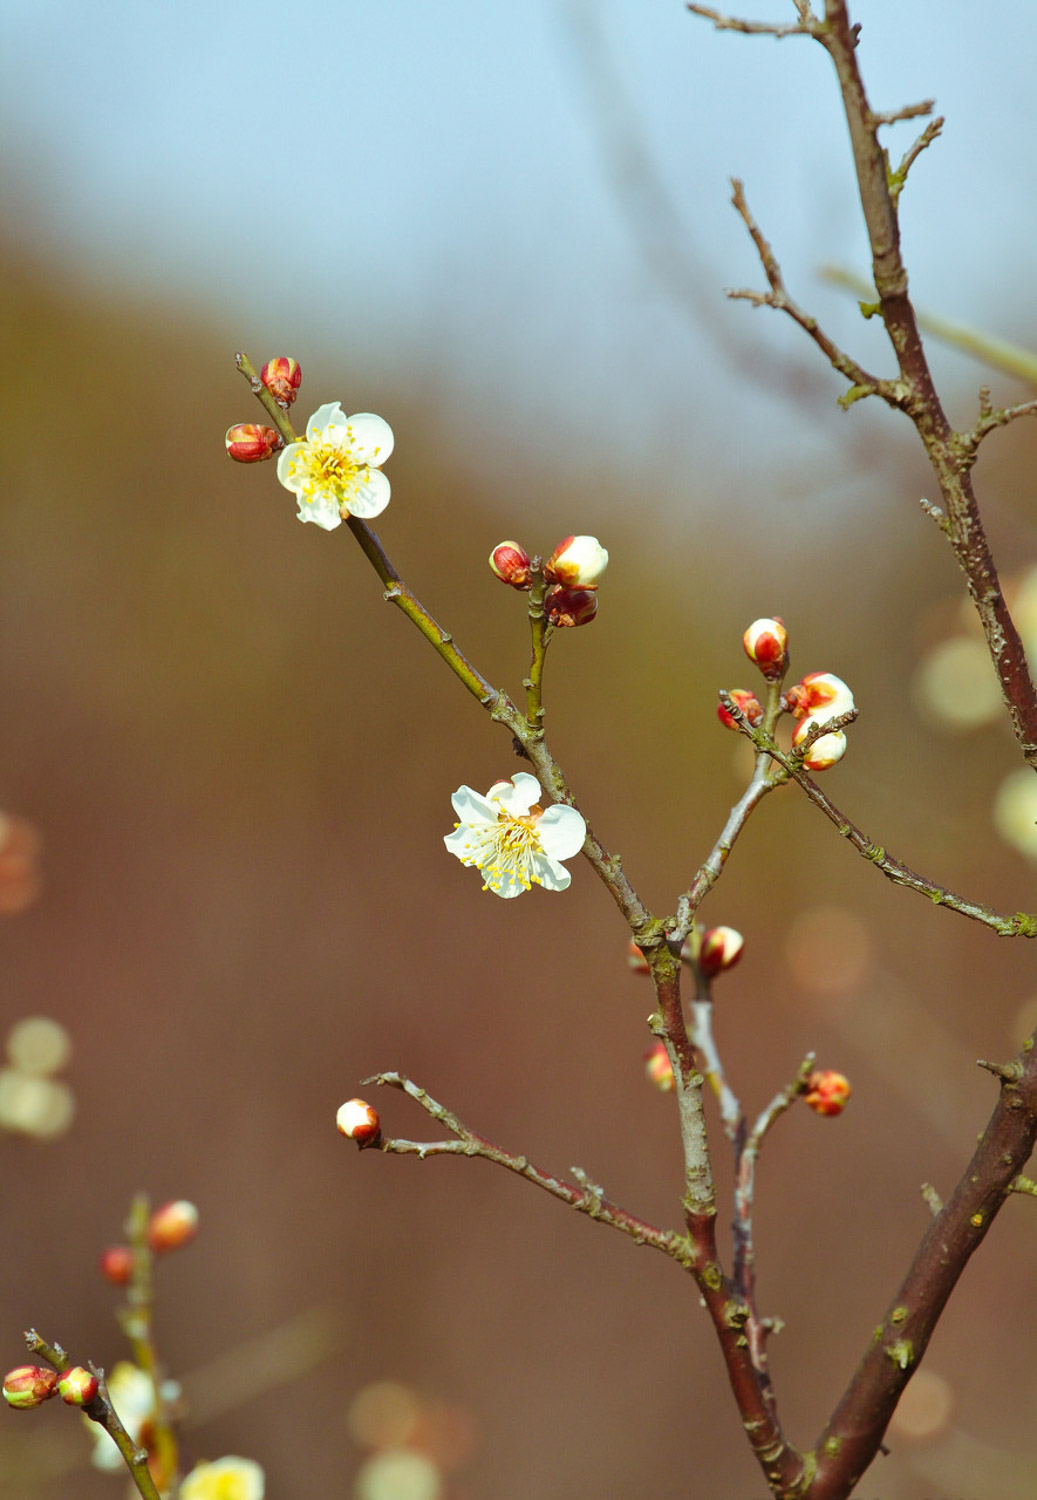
98,1245,135,1286
544,585,597,628
804,1069,851,1117
57,1367,98,1406
717,690,763,731
337,1098,382,1148
0,813,42,915
3,1365,58,1409
488,541,532,590
698,926,744,978
225,423,284,463
742,617,787,675
259,357,303,407
147,1200,199,1253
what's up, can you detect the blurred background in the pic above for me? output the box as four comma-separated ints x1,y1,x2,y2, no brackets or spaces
1,2,1037,1496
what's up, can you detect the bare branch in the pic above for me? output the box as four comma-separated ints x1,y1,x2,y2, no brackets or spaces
362,1072,692,1264
889,116,944,206
872,98,935,127
956,397,1037,460
728,180,906,410
686,3,820,39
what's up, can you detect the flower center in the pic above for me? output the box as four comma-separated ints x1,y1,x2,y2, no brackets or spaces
472,808,544,890
298,432,370,507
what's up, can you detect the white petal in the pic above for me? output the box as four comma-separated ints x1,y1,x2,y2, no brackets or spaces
451,786,496,824
533,856,572,892
343,412,395,466
343,468,390,519
537,804,586,860
444,827,475,862
296,493,342,530
505,772,543,814
305,402,346,440
484,867,528,898
276,441,306,493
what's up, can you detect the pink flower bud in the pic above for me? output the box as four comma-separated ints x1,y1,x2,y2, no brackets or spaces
57,1367,98,1406
644,1041,676,1092
0,813,42,915
3,1365,58,1409
717,690,763,731
225,423,284,463
626,938,650,974
544,585,598,628
259,356,303,407
544,536,609,589
698,926,744,978
742,617,787,675
337,1098,382,1148
488,541,532,590
147,1200,199,1253
98,1245,134,1285
804,1069,851,1116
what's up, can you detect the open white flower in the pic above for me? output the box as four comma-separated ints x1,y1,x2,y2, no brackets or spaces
444,773,586,898
276,402,393,530
180,1456,265,1500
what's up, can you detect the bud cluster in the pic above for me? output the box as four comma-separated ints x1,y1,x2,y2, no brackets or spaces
488,535,609,628
786,671,856,771
719,619,856,772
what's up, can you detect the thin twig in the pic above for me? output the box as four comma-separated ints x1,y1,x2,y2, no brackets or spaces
728,180,906,411
686,3,820,39
23,1332,162,1500
362,1071,691,1264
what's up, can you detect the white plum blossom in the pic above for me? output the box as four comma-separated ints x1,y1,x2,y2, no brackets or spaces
276,402,393,530
180,1456,266,1500
444,773,586,898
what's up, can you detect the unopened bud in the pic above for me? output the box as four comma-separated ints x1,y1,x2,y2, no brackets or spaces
794,724,847,770
147,1200,199,1253
804,1069,851,1117
717,690,763,731
698,926,744,978
545,585,597,628
225,424,284,463
337,1098,381,1147
742,617,788,676
488,541,532,590
57,1367,98,1406
786,671,855,720
544,535,609,589
98,1245,135,1285
644,1042,675,1092
259,357,303,407
626,938,650,974
3,1365,58,1409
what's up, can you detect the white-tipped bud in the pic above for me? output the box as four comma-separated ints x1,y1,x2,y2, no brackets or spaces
793,720,848,770
544,535,609,589
742,617,787,676
698,926,744,978
337,1098,381,1148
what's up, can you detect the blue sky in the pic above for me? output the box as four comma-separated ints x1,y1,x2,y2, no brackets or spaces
2,1,1035,495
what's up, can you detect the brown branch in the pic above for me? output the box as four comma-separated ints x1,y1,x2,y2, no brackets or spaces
811,0,1037,766
686,2,820,39
23,1332,162,1500
363,1071,691,1263
957,396,1037,459
807,1039,1037,1498
728,180,906,411
889,116,943,207
729,711,1037,937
